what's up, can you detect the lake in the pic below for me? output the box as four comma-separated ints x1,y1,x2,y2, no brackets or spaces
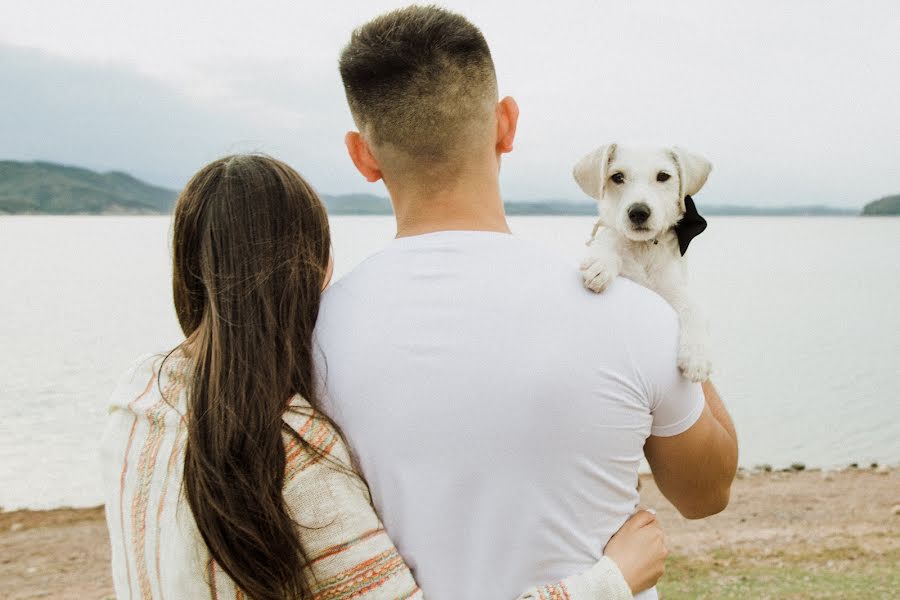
1,215,898,510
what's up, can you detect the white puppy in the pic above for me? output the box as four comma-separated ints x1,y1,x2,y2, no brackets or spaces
573,144,713,382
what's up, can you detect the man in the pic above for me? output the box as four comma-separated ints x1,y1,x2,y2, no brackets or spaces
315,6,738,599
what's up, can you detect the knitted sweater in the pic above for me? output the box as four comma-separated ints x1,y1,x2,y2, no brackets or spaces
101,354,633,599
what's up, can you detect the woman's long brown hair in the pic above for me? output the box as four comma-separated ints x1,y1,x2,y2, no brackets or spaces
170,155,331,600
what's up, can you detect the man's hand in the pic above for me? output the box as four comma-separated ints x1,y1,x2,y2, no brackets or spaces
644,381,738,519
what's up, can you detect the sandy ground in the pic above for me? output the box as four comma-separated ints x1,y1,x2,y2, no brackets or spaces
1,467,898,599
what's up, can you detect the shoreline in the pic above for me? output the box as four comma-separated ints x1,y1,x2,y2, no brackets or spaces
2,468,898,599
4,462,894,515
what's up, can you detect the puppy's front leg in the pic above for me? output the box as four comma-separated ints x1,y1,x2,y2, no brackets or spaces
675,300,712,382
580,229,622,293
655,274,713,382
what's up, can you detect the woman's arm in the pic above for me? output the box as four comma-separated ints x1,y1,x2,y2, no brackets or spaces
284,414,656,599
516,556,632,600
282,415,423,599
520,510,667,599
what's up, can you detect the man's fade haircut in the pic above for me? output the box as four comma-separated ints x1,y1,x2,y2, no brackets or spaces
339,5,498,177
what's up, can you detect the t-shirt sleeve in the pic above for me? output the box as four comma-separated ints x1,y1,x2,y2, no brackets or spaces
649,365,705,437
622,284,705,437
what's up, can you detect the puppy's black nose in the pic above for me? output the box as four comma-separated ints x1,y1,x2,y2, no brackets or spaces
628,203,651,225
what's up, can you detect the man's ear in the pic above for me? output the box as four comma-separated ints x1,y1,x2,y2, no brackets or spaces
345,131,383,183
496,96,519,155
573,144,616,200
671,147,712,200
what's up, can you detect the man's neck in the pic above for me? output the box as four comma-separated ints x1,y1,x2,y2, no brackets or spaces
388,172,511,238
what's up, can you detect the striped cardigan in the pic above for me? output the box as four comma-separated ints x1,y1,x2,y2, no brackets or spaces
101,354,632,599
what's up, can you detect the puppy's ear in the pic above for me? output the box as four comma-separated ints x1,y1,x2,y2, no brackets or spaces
573,144,616,200
671,147,712,202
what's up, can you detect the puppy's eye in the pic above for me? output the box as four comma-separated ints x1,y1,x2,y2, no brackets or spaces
656,172,671,182
610,173,625,185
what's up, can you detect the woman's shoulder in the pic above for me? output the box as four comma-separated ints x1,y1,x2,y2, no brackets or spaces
121,352,163,381
108,350,191,414
114,350,191,385
108,353,163,409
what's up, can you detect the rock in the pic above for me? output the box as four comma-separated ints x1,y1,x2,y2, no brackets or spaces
822,471,834,481
892,504,900,516
9,522,23,532
876,466,890,476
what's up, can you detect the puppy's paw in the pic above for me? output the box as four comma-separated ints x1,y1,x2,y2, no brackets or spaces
580,257,618,293
677,345,713,382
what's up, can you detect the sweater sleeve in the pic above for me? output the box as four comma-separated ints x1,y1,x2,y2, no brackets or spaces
516,557,633,600
282,411,424,600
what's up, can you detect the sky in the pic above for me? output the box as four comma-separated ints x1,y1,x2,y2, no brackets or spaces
1,0,898,207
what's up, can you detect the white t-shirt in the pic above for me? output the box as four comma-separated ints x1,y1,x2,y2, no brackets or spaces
314,230,703,600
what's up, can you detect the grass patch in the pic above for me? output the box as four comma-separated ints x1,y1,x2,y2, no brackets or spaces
658,547,900,599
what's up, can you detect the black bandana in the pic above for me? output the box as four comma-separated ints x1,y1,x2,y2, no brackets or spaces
674,195,707,256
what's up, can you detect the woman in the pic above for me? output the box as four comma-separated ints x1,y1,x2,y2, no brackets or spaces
101,155,667,600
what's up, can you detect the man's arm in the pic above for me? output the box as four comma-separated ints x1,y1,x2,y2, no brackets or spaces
644,381,738,519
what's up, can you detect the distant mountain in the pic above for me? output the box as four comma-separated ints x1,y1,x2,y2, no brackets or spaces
505,202,859,217
321,193,392,215
0,160,868,217
701,204,857,216
862,194,900,216
319,196,600,216
320,197,859,217
505,200,596,215
0,161,177,214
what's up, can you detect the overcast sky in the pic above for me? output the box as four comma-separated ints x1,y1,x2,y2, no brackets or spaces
2,0,898,207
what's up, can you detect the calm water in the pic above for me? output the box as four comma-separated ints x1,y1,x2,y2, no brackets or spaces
1,215,898,510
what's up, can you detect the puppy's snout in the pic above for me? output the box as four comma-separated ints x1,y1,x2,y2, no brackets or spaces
628,203,651,225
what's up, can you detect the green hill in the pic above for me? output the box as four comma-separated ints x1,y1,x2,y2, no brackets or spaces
0,159,876,217
0,161,177,214
322,193,392,215
322,196,597,215
862,194,900,216
701,204,856,216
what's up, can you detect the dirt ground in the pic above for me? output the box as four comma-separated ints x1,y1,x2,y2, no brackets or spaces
2,467,898,599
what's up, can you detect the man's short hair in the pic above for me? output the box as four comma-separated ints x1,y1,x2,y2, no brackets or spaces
339,5,498,176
